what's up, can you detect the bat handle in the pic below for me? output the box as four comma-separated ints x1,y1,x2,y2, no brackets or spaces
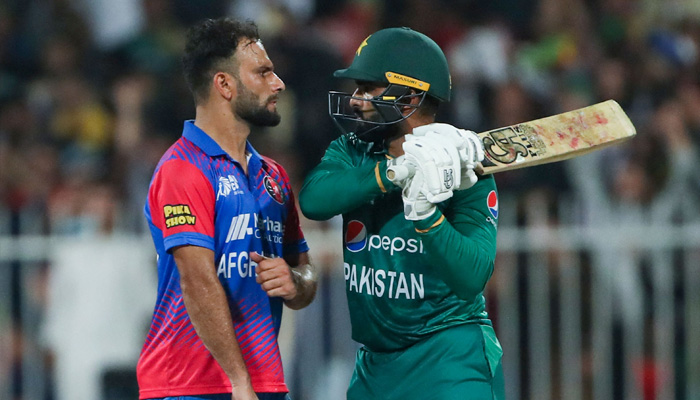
387,163,416,183
474,162,484,176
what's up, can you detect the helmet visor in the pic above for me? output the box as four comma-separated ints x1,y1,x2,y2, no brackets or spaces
328,84,426,143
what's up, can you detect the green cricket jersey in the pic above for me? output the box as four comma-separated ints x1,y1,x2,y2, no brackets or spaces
299,135,499,353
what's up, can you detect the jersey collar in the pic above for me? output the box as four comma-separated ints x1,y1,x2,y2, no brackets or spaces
182,120,227,157
182,120,265,165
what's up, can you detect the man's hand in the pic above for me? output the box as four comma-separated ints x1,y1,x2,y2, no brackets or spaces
251,252,298,301
402,169,437,220
386,155,409,188
402,132,461,202
413,123,485,190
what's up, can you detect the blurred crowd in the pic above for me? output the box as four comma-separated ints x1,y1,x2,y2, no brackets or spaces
2,0,700,236
2,0,700,399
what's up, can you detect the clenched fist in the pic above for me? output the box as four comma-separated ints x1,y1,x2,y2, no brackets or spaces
251,252,298,301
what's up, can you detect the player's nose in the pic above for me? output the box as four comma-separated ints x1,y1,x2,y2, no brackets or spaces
349,88,366,108
272,72,285,92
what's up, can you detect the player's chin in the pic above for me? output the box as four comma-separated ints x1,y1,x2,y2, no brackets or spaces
262,111,282,127
265,104,281,117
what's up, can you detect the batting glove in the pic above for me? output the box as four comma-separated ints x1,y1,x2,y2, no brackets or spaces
402,133,461,204
413,123,485,190
402,132,461,203
386,155,409,188
402,169,436,220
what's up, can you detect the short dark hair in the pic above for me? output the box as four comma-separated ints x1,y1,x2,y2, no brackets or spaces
182,18,259,102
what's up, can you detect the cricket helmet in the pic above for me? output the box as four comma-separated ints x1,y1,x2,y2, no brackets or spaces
329,27,452,143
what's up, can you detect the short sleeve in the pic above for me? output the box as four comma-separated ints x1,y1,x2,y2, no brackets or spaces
148,159,216,252
283,187,310,255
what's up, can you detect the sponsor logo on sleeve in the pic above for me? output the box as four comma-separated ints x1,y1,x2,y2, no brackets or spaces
486,190,498,228
163,204,196,228
487,190,498,219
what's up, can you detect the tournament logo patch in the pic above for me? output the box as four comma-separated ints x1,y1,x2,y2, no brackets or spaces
217,175,242,200
264,175,285,204
487,190,499,219
345,220,367,252
163,204,196,228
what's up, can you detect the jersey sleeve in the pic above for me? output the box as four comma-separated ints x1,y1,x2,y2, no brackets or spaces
413,176,499,300
271,161,310,256
148,158,216,252
283,188,309,255
299,137,397,221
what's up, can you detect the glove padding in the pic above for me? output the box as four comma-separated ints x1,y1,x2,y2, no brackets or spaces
402,132,461,203
386,155,409,189
413,123,485,190
402,169,436,220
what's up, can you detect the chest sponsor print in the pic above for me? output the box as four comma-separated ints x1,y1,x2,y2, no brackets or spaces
345,220,424,255
345,220,367,252
344,263,425,300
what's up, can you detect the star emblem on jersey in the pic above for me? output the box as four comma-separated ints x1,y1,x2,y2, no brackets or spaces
487,190,498,219
264,175,285,204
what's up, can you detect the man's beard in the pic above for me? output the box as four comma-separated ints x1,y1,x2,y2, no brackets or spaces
235,81,281,127
354,120,402,143
353,108,403,143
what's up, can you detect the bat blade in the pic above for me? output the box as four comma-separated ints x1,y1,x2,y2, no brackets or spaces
477,99,636,175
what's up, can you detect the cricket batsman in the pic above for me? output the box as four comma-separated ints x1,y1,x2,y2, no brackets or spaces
299,27,505,399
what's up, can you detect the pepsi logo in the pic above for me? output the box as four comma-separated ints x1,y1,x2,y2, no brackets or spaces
345,220,367,252
487,190,498,219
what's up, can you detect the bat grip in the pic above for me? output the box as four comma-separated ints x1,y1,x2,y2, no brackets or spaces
387,163,416,183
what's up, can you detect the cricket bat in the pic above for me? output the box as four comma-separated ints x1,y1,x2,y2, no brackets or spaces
387,99,636,181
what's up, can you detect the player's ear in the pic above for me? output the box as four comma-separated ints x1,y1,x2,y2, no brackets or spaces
213,72,236,101
399,89,420,113
409,89,424,105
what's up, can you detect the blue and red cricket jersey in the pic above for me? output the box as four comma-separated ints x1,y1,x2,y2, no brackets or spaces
137,121,309,399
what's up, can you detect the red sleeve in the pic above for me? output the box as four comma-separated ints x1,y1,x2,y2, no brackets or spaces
149,159,216,250
283,187,305,245
277,164,306,247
